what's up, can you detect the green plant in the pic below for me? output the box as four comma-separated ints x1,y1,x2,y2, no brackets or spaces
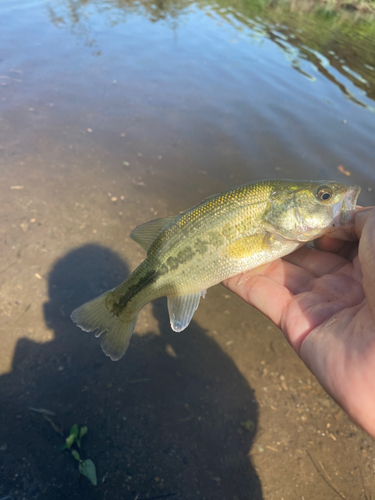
61,424,97,486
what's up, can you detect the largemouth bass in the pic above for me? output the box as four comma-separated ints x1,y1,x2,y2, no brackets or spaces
71,179,360,360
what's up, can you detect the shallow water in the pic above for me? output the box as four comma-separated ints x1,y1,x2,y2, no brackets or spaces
1,0,375,203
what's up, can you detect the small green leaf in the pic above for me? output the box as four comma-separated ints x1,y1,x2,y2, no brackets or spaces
72,449,81,461
76,425,88,448
69,424,79,439
65,433,76,450
61,443,68,451
79,459,97,486
79,426,88,439
241,420,255,432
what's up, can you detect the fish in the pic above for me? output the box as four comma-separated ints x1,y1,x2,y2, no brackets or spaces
71,179,360,361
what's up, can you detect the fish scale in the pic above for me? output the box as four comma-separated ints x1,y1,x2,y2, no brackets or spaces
71,179,360,361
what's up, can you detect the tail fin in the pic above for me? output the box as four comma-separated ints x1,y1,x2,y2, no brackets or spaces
71,291,138,361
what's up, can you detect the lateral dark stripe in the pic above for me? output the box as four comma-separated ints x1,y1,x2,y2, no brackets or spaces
111,270,159,316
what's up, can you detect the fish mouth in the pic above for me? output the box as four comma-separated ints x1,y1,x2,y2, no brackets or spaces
334,186,361,226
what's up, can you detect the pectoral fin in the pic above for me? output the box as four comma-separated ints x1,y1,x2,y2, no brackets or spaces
167,291,206,332
130,215,177,252
225,234,270,259
225,233,302,261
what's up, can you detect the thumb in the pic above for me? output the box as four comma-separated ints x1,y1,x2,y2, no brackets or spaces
358,208,375,322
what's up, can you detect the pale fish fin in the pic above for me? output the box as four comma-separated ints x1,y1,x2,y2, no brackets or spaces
130,215,177,252
71,291,139,361
225,234,267,260
226,233,302,273
167,291,206,332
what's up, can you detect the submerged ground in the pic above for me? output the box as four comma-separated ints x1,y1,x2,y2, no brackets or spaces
1,0,375,498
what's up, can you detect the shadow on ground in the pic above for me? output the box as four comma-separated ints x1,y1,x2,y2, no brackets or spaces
0,244,262,500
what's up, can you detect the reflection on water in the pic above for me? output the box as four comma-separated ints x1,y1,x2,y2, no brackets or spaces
46,0,375,111
1,0,375,196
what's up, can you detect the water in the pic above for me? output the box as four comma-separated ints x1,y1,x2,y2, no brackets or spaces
1,1,375,498
1,0,375,203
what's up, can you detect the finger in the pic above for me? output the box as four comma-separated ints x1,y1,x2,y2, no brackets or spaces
257,259,315,294
314,236,348,253
324,206,375,242
225,259,315,294
314,237,358,261
314,207,374,255
359,208,375,322
223,273,294,329
283,245,349,277
354,207,375,239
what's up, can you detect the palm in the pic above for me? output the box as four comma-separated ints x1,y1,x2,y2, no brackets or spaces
223,212,375,437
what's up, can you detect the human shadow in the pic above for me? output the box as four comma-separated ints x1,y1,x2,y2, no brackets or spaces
0,244,262,500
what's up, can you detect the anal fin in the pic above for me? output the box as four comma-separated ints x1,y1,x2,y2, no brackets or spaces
167,291,206,332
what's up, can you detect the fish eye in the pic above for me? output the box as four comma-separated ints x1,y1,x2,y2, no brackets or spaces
316,186,333,202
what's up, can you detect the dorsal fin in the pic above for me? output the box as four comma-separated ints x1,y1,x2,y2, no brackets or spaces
129,215,177,252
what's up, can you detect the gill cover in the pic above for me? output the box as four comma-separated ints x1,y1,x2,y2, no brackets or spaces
263,188,302,240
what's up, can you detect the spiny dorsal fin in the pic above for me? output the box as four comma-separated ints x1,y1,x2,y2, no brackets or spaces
129,215,177,252
167,290,206,332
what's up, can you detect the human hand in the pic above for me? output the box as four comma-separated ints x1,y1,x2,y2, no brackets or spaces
223,207,375,437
